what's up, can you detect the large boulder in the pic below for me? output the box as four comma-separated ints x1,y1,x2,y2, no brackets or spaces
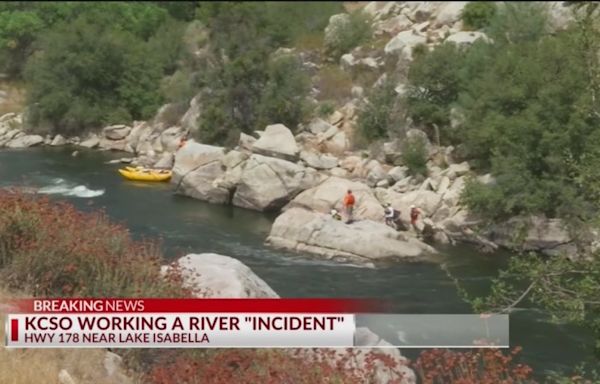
232,154,323,211
285,176,384,222
300,150,338,170
167,253,278,298
171,140,225,184
77,134,99,149
50,134,67,146
376,189,443,224
180,93,203,133
102,124,131,140
251,124,300,161
266,208,438,264
176,161,230,204
160,126,185,153
433,1,469,27
384,30,427,59
445,31,490,46
6,134,44,148
487,216,573,255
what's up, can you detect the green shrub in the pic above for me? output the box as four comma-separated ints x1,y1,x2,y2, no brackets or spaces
324,10,373,60
357,76,400,142
317,101,336,118
401,136,428,177
257,54,311,131
461,2,497,30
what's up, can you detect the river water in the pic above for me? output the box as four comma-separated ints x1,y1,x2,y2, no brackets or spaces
0,147,594,376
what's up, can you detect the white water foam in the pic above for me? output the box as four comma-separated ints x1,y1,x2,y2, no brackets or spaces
37,178,104,198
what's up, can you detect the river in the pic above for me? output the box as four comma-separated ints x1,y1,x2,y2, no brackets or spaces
0,147,594,376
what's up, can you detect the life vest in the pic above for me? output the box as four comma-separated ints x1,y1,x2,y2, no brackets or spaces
343,193,355,206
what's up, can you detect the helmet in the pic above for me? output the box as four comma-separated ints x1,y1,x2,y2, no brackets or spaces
410,205,416,209
331,209,337,215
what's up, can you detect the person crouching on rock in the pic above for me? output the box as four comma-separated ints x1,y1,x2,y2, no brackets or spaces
410,205,421,234
330,209,342,221
343,189,355,224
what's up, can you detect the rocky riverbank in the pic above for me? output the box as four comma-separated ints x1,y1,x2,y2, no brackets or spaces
0,1,586,262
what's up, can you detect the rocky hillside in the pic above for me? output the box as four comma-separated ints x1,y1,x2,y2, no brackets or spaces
0,2,592,261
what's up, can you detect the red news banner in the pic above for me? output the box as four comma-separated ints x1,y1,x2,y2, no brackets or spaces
4,298,378,348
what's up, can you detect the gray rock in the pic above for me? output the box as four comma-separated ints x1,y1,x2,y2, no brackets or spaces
232,154,323,211
239,132,256,151
50,134,67,146
384,30,427,58
266,208,438,264
300,150,338,170
103,124,131,140
6,134,44,148
180,93,203,133
168,253,279,298
325,131,349,155
251,124,299,161
154,152,174,169
171,141,225,184
445,31,490,46
433,1,469,27
79,134,100,149
160,126,184,153
285,176,384,222
488,216,572,253
388,166,408,182
309,118,336,135
177,161,230,204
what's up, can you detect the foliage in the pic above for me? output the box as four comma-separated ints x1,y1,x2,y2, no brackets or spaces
0,191,189,297
316,101,336,118
414,348,534,384
401,135,429,177
405,42,465,144
324,10,373,60
463,250,600,363
357,76,401,141
145,347,534,384
193,3,313,145
315,64,354,102
21,3,184,134
461,2,497,30
257,54,311,130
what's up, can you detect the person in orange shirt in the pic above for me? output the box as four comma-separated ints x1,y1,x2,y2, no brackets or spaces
343,189,355,224
410,205,421,234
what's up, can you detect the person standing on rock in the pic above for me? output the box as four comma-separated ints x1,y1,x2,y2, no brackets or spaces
410,205,421,234
343,189,355,224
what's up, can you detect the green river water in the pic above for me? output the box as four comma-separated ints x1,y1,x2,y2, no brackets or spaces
0,147,595,376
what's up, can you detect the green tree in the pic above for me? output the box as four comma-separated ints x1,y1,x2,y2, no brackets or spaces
24,14,167,133
357,76,401,141
461,2,497,30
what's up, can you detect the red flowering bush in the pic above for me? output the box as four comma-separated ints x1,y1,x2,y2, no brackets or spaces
0,191,189,297
144,347,536,384
413,347,535,384
146,349,399,384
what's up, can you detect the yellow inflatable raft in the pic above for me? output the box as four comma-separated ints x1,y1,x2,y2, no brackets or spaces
118,167,172,182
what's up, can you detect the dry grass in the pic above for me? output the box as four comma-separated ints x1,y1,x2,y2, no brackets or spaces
343,2,368,13
0,289,139,384
0,80,26,116
315,64,354,103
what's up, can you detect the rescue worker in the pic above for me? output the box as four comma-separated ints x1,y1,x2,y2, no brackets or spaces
384,203,397,228
343,189,355,224
410,205,421,234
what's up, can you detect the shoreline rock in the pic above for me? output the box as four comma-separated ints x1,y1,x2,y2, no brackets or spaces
266,208,439,265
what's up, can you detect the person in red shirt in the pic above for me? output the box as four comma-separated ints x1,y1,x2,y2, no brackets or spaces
343,189,355,224
410,205,421,233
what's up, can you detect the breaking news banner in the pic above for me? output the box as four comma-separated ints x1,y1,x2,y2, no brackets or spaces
3,298,509,349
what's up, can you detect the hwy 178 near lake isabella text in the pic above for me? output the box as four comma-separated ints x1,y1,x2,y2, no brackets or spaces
7,313,353,348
